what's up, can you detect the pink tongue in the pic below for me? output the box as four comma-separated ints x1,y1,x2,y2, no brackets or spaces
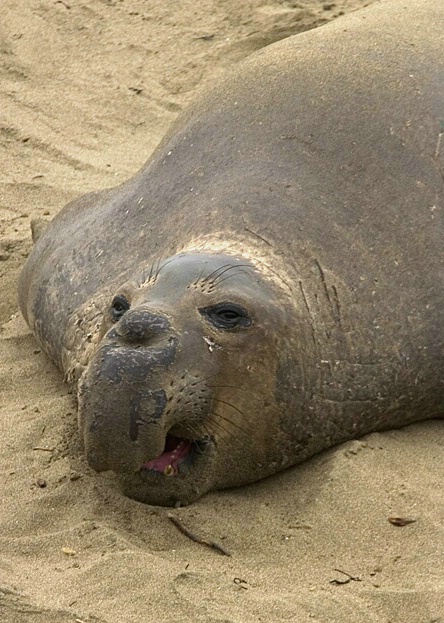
142,436,192,475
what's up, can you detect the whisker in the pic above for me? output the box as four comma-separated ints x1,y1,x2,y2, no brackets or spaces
155,257,175,280
210,410,250,438
151,257,160,281
211,264,251,286
190,265,207,288
206,415,239,441
138,259,156,286
201,264,235,285
211,397,250,421
210,269,251,289
147,259,158,283
208,263,251,284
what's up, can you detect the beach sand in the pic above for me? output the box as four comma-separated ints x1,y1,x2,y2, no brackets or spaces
1,1,443,621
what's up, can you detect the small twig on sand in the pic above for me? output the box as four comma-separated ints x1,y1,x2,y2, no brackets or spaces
330,568,361,585
388,516,417,527
32,446,55,452
167,513,231,556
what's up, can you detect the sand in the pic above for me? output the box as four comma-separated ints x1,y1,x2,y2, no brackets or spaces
1,1,443,621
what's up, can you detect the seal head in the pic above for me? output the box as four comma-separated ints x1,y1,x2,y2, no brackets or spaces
78,252,292,506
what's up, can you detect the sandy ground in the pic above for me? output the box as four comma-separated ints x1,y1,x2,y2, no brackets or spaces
1,1,443,622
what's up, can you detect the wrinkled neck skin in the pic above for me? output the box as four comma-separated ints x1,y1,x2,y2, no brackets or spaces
75,249,301,506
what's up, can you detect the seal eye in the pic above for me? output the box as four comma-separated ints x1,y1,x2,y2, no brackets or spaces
200,302,251,330
110,295,130,322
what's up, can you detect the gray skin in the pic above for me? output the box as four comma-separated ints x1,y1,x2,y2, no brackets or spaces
19,0,444,506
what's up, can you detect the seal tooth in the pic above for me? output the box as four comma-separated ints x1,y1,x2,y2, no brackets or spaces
164,465,175,476
171,440,184,459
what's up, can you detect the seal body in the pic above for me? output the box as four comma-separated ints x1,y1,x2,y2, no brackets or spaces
19,0,444,506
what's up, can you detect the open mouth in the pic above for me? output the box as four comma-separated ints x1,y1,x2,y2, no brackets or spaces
140,434,211,476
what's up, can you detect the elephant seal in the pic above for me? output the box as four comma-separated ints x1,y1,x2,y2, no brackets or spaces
19,0,444,506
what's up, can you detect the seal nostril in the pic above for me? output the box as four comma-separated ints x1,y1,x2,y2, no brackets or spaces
110,295,130,322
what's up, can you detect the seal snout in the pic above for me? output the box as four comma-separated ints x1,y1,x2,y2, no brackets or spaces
78,304,180,475
114,306,170,344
